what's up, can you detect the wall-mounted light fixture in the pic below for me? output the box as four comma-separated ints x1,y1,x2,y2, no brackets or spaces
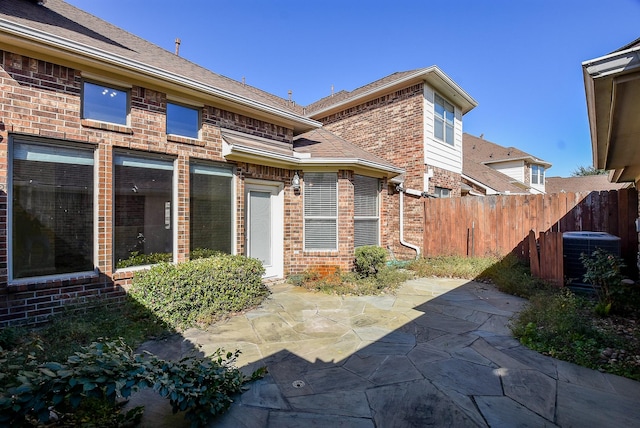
291,171,300,191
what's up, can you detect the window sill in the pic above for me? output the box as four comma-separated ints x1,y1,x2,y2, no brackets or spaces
167,134,204,146
81,119,133,134
303,250,339,256
7,270,99,292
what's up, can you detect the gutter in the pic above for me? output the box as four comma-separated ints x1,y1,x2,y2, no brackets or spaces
308,66,478,117
222,138,404,176
0,18,321,131
394,183,428,258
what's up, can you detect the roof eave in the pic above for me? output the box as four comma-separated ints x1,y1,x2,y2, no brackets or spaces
308,66,478,118
481,156,552,168
223,142,404,178
583,44,640,174
0,18,321,133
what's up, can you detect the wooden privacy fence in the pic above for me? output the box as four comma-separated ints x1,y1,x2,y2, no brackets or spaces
422,189,638,274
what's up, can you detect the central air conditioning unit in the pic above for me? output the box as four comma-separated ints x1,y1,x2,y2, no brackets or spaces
563,231,621,291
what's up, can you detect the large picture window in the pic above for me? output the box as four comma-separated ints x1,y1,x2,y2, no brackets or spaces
434,93,455,145
190,164,233,255
82,81,128,125
304,172,337,251
12,140,94,279
114,154,174,268
167,102,200,139
354,175,379,247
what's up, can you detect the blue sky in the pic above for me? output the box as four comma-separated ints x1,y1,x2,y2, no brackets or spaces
66,0,640,177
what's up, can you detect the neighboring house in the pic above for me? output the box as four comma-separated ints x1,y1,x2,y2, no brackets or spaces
545,175,632,194
462,133,551,195
583,37,640,268
0,0,404,325
306,68,478,258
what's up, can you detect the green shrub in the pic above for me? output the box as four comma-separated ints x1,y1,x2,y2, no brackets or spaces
117,251,172,269
511,289,603,365
409,255,498,279
354,246,387,278
580,248,626,315
0,338,264,427
130,254,268,329
190,248,224,260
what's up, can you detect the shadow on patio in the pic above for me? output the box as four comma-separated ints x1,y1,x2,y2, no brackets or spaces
132,277,640,427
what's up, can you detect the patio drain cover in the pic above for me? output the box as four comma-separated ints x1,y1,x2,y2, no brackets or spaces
292,380,305,388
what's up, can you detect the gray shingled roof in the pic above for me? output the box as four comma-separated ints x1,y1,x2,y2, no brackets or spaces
0,0,307,118
463,133,551,166
294,128,402,173
545,175,632,194
463,154,530,194
306,70,421,114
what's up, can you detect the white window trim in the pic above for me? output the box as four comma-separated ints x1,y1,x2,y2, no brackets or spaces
8,136,98,284
81,79,131,126
434,92,455,146
354,175,380,247
303,172,338,251
166,101,202,140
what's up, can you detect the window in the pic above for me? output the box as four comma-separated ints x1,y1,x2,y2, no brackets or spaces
531,165,545,185
167,102,200,139
114,153,174,268
434,93,455,145
11,139,94,279
190,164,233,255
435,187,451,198
304,172,337,250
82,81,128,125
354,175,379,247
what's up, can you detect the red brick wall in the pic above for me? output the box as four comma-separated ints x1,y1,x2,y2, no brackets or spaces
429,165,461,196
0,50,305,325
315,84,426,259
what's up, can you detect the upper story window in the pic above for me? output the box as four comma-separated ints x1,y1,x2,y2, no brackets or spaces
531,165,545,185
82,81,128,125
167,102,200,139
435,186,451,198
434,93,455,145
11,138,95,279
354,175,380,247
304,172,337,251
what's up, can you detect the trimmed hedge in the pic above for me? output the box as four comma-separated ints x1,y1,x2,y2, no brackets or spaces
130,254,268,329
354,246,387,278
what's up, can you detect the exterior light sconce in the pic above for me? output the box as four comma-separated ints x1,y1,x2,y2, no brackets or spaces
291,171,301,191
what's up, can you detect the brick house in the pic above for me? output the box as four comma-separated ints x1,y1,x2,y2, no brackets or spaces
0,0,406,325
462,133,551,196
306,69,478,258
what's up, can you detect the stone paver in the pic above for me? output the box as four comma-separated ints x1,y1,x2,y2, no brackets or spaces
129,278,640,427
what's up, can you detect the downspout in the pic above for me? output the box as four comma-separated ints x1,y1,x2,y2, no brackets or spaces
396,184,424,259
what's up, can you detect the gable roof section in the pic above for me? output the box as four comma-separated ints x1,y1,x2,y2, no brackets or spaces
0,0,318,132
306,67,478,118
545,175,632,194
221,127,403,177
463,133,551,167
462,155,531,194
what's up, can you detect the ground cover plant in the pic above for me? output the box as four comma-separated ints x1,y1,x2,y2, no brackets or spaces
288,246,413,295
0,253,271,426
410,253,640,381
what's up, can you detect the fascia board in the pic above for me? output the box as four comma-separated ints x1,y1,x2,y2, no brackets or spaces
224,142,403,176
583,46,640,79
0,18,321,131
309,66,478,117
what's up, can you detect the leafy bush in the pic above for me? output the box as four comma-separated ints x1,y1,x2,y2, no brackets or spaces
354,246,387,277
117,251,172,269
580,248,626,315
479,254,550,298
130,254,268,329
190,248,224,260
289,264,412,296
511,289,613,369
0,338,264,427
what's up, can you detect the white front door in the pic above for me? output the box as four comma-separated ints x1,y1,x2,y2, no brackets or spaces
245,181,283,278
